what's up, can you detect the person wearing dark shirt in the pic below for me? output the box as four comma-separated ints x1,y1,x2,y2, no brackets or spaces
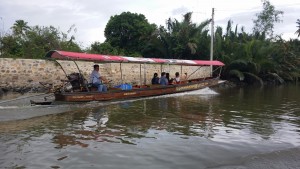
166,73,174,84
151,73,159,84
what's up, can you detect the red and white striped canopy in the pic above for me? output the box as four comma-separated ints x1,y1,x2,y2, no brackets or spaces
45,50,225,66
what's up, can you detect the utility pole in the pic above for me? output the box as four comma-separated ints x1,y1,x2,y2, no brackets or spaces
210,8,214,77
0,17,2,57
0,17,4,57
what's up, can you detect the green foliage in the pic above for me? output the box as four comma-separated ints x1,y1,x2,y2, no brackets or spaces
11,20,30,37
145,12,211,59
215,17,300,84
88,41,121,55
264,72,285,84
229,69,245,81
0,20,81,58
269,37,300,82
244,72,264,86
104,12,156,56
141,10,299,84
0,35,23,58
253,0,284,38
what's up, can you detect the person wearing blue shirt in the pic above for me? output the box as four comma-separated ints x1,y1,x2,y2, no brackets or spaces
90,64,107,92
159,72,168,86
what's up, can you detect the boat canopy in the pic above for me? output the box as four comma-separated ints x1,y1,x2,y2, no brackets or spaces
45,50,225,66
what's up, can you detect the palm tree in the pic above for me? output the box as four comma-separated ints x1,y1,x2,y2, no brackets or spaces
11,20,30,37
296,19,300,37
147,12,211,59
215,20,276,85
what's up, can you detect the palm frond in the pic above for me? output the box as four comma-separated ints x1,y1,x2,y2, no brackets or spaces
244,72,263,86
247,61,259,73
266,72,285,84
296,19,300,37
278,72,294,81
229,69,245,81
187,42,197,54
227,59,248,71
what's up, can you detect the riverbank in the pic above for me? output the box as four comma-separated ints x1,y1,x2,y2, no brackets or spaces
0,84,49,95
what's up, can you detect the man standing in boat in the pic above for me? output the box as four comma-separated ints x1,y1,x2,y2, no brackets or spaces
90,64,107,92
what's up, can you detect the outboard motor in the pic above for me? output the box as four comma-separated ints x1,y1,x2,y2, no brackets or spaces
66,73,87,91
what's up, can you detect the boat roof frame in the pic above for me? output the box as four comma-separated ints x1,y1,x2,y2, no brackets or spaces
45,50,225,66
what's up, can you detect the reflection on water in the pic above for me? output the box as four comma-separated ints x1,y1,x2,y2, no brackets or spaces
0,85,300,168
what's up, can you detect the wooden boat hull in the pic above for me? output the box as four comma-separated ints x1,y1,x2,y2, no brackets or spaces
54,78,221,102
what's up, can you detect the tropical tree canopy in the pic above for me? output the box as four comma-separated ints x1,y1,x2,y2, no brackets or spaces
253,0,283,38
104,12,157,56
11,20,30,37
145,12,211,60
88,41,120,55
0,20,81,58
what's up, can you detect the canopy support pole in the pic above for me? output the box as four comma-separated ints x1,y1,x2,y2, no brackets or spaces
187,66,202,80
120,63,123,84
144,63,146,85
73,60,89,92
180,65,183,78
140,64,142,86
51,59,68,80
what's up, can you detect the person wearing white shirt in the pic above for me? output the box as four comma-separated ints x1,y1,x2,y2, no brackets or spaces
174,72,180,84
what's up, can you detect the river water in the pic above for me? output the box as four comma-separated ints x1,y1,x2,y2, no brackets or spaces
0,85,299,169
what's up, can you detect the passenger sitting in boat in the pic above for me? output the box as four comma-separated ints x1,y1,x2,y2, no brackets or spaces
166,73,173,84
174,72,180,84
159,72,168,85
90,64,107,92
166,73,171,83
184,72,188,79
151,73,159,84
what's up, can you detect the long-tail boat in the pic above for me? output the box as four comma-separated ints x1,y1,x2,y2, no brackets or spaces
43,50,225,103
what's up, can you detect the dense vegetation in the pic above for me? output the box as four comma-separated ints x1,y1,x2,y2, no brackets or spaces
0,0,299,85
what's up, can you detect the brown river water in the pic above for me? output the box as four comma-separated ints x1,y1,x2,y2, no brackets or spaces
0,85,299,169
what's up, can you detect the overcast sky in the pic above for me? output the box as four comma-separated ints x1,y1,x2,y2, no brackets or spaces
0,0,299,48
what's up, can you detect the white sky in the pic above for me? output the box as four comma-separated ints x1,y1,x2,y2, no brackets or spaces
0,0,299,48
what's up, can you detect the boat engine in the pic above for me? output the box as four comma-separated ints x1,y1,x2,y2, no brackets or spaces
64,73,88,92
